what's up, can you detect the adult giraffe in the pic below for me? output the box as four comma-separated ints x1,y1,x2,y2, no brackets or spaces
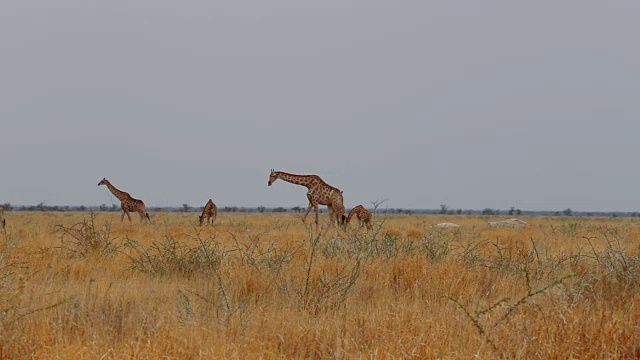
98,178,151,223
199,199,218,226
267,169,345,230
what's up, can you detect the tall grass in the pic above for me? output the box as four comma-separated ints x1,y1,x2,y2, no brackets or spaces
0,212,638,358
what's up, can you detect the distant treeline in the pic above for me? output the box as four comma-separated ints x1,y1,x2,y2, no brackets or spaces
2,203,640,218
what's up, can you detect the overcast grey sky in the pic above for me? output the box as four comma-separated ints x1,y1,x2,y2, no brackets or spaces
1,1,639,211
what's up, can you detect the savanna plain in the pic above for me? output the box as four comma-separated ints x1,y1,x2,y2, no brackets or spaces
0,211,639,359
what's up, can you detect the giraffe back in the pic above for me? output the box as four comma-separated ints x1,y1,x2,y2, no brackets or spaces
122,198,147,212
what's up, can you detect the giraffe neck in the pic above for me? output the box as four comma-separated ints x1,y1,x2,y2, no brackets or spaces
104,181,130,202
346,211,354,223
277,172,317,189
346,207,358,223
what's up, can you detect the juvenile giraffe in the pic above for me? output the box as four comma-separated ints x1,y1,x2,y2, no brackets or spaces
98,178,151,223
199,199,217,226
346,205,373,230
268,169,346,229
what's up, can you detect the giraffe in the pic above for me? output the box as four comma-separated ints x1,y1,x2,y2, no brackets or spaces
345,205,373,230
268,169,346,229
0,204,5,231
199,199,218,226
98,178,151,223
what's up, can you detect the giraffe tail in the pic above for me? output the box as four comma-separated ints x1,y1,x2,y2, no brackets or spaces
145,212,151,221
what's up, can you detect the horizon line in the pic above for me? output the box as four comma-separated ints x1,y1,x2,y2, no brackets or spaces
3,203,639,214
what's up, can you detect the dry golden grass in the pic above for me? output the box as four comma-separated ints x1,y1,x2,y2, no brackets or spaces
1,211,639,359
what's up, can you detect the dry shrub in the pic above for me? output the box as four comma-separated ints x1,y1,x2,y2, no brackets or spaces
54,212,120,257
123,233,224,277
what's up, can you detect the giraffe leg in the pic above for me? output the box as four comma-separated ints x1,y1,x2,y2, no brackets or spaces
328,205,339,228
334,208,344,227
125,211,132,223
302,203,313,223
327,206,335,226
138,211,146,223
120,211,126,222
314,205,320,230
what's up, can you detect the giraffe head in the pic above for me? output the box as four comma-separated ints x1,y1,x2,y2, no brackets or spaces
98,178,108,186
198,214,205,226
268,169,279,186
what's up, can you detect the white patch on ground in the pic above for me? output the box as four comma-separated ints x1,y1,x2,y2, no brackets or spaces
487,218,528,228
434,222,461,228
